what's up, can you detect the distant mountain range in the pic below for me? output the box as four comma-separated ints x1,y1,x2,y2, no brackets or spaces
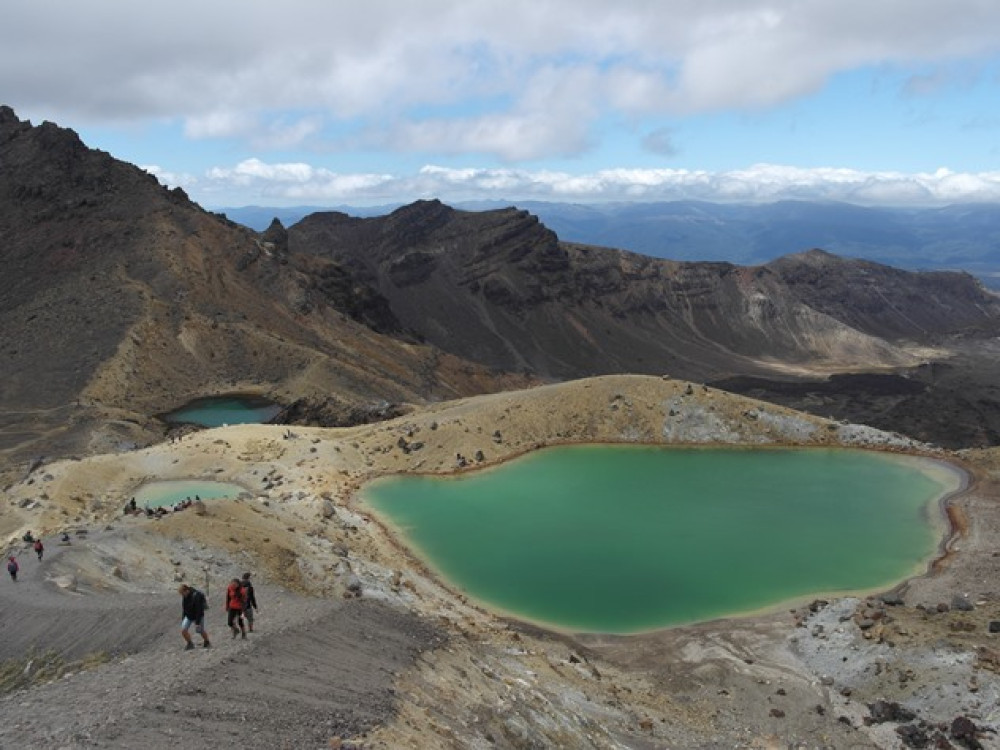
218,200,1000,288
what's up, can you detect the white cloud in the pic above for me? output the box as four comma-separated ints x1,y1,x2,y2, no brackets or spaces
5,0,1000,162
204,158,395,200
377,65,601,161
141,164,197,191
196,159,1000,207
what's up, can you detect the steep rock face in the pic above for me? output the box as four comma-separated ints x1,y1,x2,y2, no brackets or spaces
0,108,517,465
289,207,1000,382
766,249,1000,340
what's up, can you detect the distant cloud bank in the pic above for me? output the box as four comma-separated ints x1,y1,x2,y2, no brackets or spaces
7,0,1000,177
174,160,1000,207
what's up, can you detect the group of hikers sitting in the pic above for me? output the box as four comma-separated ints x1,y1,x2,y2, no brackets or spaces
123,496,200,518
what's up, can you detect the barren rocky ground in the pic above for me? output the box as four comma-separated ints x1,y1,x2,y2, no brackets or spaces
1,375,999,749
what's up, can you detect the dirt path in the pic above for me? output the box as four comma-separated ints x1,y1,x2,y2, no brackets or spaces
0,536,445,749
0,538,174,663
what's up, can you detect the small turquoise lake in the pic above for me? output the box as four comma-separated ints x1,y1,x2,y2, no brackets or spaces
361,445,960,633
160,395,282,428
132,480,248,509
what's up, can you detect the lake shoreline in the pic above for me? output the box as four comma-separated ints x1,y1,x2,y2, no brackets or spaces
361,444,965,635
5,374,997,748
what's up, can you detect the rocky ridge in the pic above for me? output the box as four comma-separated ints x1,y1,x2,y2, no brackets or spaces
0,106,528,473
289,203,1000,383
3,103,1000,472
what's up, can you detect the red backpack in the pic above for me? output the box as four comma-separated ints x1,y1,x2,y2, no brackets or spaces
226,581,245,610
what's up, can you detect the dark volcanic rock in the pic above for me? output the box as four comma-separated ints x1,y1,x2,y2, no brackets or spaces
260,217,289,253
711,342,1000,449
951,716,983,750
866,700,917,724
6,102,1000,471
288,200,1000,449
0,107,512,469
767,248,1000,339
895,723,930,748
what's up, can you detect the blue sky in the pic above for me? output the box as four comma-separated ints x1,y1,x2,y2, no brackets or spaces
4,1,1000,208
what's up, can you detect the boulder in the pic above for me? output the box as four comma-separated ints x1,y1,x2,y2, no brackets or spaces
950,716,980,747
895,724,929,748
953,595,976,612
345,573,362,594
866,700,915,724
51,574,78,592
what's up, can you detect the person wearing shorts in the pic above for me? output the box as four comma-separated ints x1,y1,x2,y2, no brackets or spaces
179,583,210,650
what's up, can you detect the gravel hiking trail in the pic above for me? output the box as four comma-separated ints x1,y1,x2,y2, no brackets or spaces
0,534,445,748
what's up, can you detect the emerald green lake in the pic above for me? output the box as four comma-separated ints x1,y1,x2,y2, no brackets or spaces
362,446,960,633
160,395,282,427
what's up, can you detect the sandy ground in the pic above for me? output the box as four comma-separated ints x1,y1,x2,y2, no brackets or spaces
1,374,999,749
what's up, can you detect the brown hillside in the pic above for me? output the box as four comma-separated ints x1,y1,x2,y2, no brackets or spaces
5,103,1000,462
0,107,526,470
289,201,1000,381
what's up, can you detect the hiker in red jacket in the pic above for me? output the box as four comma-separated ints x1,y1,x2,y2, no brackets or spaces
33,538,43,561
225,577,247,639
7,556,19,582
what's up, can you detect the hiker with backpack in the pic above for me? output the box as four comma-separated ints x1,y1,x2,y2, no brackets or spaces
179,583,211,650
7,556,19,582
33,538,43,561
225,578,247,639
240,572,258,633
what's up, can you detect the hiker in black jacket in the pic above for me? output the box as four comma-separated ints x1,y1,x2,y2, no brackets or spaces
241,572,258,633
179,583,211,650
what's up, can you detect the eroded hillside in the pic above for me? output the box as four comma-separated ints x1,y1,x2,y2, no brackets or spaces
4,101,1000,480
289,202,1000,381
0,107,528,473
